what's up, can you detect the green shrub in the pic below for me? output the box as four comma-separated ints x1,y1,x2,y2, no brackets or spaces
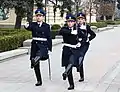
0,30,31,52
0,28,60,52
114,20,120,25
105,20,115,25
89,22,107,28
0,29,27,36
51,31,59,39
97,20,120,25
51,24,61,30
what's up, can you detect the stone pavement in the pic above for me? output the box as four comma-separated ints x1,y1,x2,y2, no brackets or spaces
0,27,120,92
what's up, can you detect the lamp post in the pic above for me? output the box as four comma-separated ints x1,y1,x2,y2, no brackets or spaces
89,0,92,24
45,0,47,22
76,0,79,15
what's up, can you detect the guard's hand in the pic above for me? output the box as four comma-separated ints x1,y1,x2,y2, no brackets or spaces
71,30,77,35
76,42,81,47
24,22,29,28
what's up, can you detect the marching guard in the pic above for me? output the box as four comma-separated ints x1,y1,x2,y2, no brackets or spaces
59,14,85,90
76,12,96,82
24,9,52,86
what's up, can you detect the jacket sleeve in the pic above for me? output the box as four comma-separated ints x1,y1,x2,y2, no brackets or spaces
87,25,96,41
59,27,71,35
78,28,87,43
46,25,52,52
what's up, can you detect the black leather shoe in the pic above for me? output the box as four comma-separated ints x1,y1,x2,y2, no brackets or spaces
35,81,42,86
68,85,74,90
62,73,67,80
79,78,84,82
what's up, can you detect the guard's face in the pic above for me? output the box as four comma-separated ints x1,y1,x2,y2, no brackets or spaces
67,21,76,28
77,17,86,25
35,14,44,22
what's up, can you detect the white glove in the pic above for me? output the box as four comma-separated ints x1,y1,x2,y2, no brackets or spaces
86,38,90,42
80,24,86,30
71,30,77,35
24,22,29,28
76,42,81,47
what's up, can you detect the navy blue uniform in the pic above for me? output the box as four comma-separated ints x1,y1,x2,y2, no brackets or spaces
77,24,96,81
60,26,84,67
78,24,96,59
59,24,85,90
25,22,52,60
25,22,52,85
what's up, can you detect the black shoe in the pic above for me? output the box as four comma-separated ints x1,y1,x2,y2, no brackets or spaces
35,81,42,86
62,73,67,80
79,78,84,82
68,85,74,90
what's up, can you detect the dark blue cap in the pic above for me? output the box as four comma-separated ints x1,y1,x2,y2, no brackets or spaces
66,14,76,22
77,12,86,19
35,9,46,16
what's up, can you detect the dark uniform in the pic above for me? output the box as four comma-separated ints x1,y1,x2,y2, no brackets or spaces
59,14,85,90
76,13,96,82
24,9,52,86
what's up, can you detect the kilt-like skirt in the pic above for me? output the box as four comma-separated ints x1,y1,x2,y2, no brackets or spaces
30,40,49,61
61,46,81,67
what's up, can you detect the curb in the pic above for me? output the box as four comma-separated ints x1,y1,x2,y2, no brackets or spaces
0,39,63,62
97,26,114,32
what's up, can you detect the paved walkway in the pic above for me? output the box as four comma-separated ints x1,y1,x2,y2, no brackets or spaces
0,27,120,92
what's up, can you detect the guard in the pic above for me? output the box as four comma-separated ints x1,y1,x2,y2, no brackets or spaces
76,12,96,82
24,9,52,86
59,14,84,90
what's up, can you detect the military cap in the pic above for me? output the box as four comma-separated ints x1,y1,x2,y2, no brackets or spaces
35,9,46,16
77,12,86,19
66,14,76,22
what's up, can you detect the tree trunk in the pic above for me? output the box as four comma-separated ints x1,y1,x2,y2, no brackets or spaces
26,0,34,23
53,8,56,23
104,16,106,21
14,15,22,29
27,2,34,23
112,14,115,21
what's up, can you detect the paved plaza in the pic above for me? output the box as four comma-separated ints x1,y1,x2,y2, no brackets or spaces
0,27,120,92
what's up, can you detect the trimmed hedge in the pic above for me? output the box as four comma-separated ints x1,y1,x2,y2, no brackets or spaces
51,24,60,39
51,30,59,39
0,28,60,52
89,22,107,28
105,20,120,25
0,30,32,52
97,20,120,25
51,24,61,30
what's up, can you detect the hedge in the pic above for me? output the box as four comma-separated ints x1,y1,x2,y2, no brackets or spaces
89,22,107,28
51,24,61,30
51,30,59,39
105,20,120,25
0,30,32,52
0,29,60,52
97,20,120,25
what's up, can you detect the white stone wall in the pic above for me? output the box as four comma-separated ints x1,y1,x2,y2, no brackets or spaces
0,9,16,25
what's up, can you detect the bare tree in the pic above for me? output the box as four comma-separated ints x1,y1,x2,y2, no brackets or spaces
94,0,116,21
